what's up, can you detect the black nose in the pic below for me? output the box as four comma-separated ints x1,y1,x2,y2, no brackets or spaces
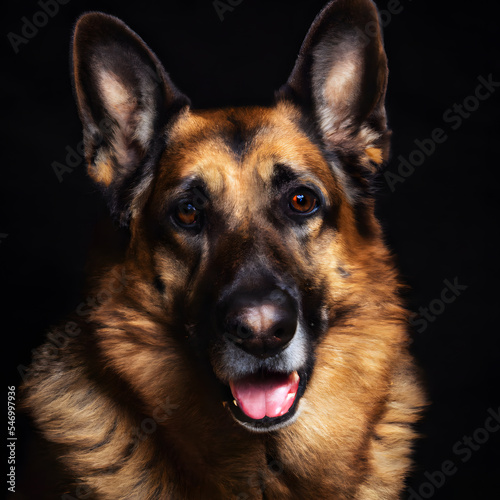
221,289,297,358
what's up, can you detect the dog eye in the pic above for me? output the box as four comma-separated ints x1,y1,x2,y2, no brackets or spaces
175,202,200,228
289,189,319,215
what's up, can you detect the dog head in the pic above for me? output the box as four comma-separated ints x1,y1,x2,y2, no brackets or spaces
73,0,393,432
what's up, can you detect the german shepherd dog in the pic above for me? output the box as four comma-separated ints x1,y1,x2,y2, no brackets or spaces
22,0,425,498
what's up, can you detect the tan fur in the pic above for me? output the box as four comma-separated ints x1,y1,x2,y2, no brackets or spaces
366,146,384,165
89,156,114,187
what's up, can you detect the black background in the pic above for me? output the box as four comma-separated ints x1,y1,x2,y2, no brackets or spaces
2,0,499,498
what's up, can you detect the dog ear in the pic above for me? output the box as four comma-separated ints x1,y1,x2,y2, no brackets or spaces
72,12,189,225
278,0,389,170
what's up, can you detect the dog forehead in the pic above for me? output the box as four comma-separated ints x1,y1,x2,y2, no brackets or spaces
159,103,333,194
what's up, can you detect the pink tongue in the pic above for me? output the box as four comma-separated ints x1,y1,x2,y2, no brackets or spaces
230,372,299,420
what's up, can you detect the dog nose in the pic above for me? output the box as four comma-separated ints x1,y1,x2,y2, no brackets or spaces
222,290,297,358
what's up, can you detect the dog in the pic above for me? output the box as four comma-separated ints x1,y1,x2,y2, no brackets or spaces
22,0,425,498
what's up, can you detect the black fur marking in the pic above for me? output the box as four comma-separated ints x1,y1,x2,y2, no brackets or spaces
266,450,282,475
352,200,375,239
86,462,125,477
150,483,166,499
113,133,167,226
88,418,119,451
153,275,166,295
337,266,351,278
271,163,298,191
329,303,359,328
226,116,247,158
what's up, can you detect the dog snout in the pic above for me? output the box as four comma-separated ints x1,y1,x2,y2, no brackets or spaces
221,289,297,358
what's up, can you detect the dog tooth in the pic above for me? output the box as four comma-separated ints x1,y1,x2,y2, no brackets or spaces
233,399,238,407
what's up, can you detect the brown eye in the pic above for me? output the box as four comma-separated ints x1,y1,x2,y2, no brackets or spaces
289,190,319,214
176,202,198,227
